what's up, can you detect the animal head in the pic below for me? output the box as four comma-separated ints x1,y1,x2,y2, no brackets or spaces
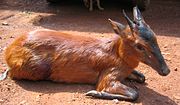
109,7,170,76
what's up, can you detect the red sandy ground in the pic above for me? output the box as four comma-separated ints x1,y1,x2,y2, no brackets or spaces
0,0,179,105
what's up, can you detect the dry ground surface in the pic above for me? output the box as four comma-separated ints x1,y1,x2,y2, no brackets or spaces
0,0,180,105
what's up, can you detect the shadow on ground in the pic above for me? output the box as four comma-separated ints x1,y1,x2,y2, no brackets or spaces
15,80,177,105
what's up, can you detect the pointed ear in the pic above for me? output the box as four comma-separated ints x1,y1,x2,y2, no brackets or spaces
108,19,126,37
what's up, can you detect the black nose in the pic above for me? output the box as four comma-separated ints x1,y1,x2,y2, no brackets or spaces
160,67,170,76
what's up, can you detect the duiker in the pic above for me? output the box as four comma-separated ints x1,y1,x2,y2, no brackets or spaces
2,7,170,101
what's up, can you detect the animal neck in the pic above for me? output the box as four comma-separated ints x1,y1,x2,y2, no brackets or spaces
117,39,140,69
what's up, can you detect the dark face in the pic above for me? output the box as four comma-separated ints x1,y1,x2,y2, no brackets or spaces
109,6,170,76
134,26,170,76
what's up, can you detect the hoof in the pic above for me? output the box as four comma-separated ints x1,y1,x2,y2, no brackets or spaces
0,69,9,81
127,89,139,101
136,72,145,83
85,90,100,97
131,91,139,101
138,76,145,83
89,8,93,11
99,7,104,11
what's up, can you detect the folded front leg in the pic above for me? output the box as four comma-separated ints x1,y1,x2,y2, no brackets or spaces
86,68,139,101
86,81,138,101
126,70,145,83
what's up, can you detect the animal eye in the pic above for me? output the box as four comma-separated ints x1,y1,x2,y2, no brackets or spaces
136,44,145,51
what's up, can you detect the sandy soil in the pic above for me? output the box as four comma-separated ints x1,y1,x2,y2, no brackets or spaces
0,0,180,105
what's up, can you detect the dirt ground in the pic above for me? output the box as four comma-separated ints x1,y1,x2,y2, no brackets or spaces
0,0,180,105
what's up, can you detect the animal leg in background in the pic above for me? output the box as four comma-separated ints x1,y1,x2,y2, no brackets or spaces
96,0,104,10
83,0,104,11
89,0,93,11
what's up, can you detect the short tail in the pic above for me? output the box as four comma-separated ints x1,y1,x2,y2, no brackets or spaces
0,68,9,80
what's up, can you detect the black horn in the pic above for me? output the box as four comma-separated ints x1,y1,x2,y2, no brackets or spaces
122,10,135,34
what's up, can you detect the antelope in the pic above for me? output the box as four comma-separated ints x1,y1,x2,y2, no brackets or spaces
1,7,170,101
83,0,104,11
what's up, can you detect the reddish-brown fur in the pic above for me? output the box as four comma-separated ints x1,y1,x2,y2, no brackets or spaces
5,28,137,83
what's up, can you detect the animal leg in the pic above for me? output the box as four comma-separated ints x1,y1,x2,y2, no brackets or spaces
0,68,9,80
86,81,138,101
126,70,145,83
96,0,104,10
89,0,93,11
83,0,89,8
